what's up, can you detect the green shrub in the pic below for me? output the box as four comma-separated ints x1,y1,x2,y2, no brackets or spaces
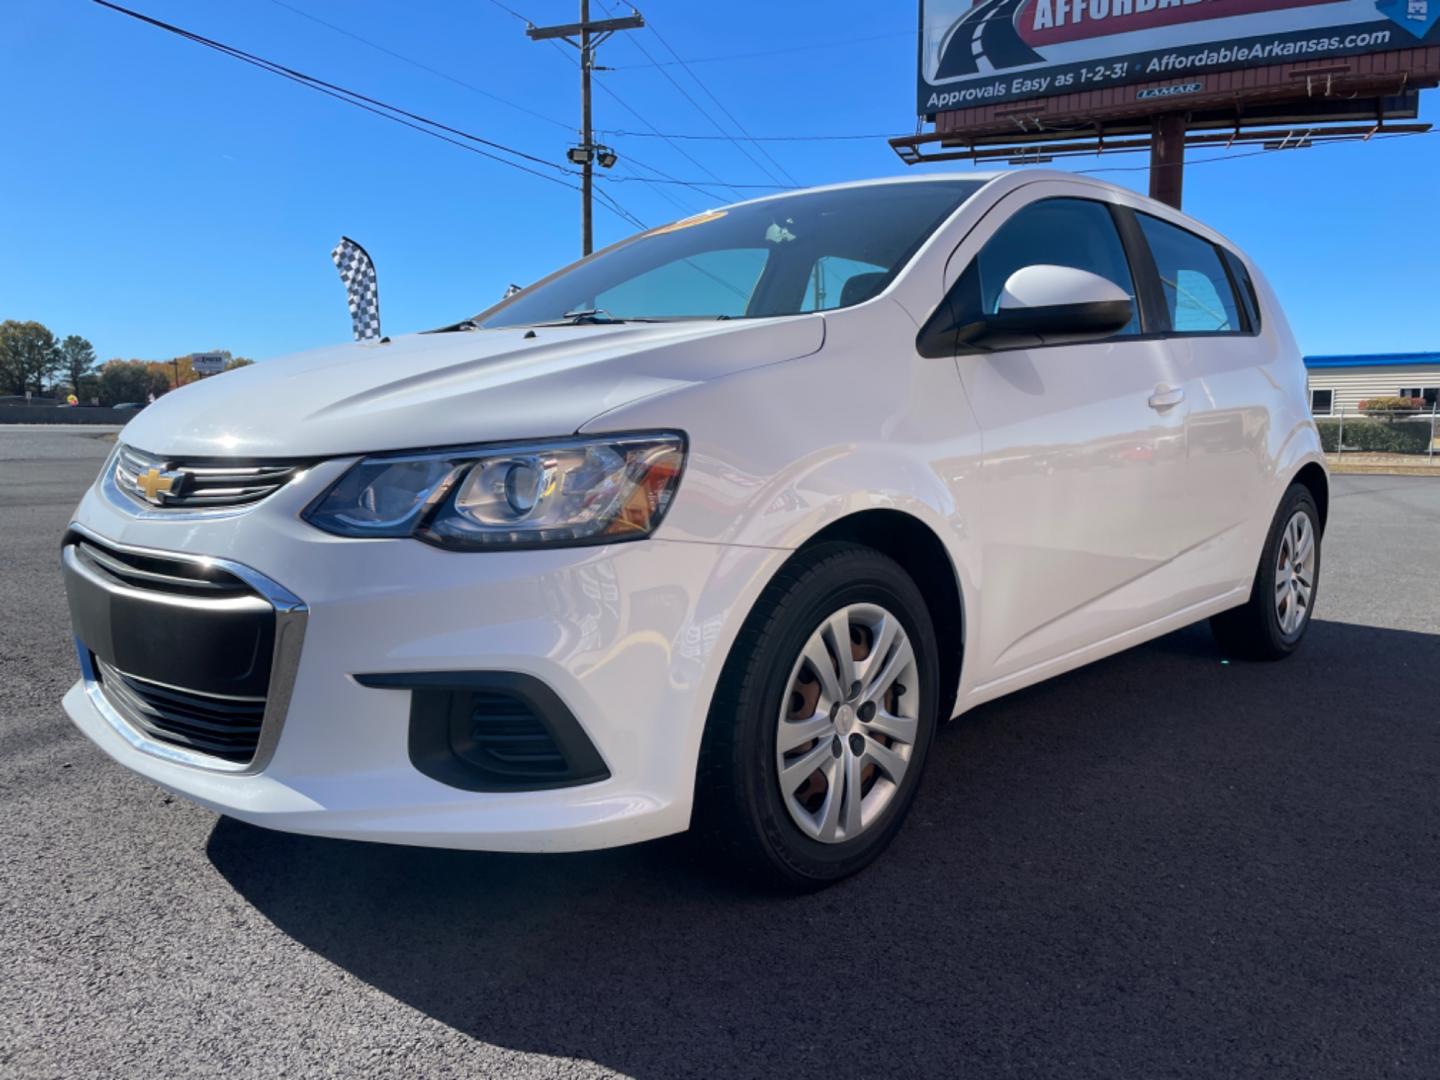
1316,417,1434,454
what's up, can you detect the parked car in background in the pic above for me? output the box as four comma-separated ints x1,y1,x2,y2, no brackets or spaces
110,402,145,411
60,172,1327,887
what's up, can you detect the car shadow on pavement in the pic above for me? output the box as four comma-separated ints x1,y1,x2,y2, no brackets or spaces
207,618,1440,1079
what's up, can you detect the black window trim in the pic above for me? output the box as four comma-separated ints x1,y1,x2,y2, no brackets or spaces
1220,247,1263,333
919,194,1154,359
1131,209,1259,340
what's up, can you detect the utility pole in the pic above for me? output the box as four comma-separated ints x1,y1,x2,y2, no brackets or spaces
1148,112,1188,210
526,4,642,256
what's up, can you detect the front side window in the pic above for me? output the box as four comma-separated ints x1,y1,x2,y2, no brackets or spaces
481,180,984,327
1310,389,1334,416
1137,214,1243,334
952,197,1140,337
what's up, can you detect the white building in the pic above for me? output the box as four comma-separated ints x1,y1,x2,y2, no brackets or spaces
1304,352,1440,416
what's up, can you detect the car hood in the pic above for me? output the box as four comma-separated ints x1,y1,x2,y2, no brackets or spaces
120,317,825,458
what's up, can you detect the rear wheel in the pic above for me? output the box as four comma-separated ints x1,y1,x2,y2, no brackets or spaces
1210,483,1321,660
693,543,939,888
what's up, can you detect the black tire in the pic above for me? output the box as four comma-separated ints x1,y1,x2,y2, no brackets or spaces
692,542,940,889
1210,483,1322,661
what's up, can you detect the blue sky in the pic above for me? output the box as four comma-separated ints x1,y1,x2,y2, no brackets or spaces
2,0,1436,362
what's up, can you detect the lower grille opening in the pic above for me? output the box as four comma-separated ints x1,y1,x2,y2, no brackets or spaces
94,657,266,765
464,691,571,780
356,672,610,792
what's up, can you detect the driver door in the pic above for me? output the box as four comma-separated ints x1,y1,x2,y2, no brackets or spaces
948,190,1196,692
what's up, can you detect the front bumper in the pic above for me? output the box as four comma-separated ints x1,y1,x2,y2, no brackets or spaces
61,460,781,852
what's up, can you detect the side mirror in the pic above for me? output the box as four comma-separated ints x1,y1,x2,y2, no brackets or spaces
963,265,1133,349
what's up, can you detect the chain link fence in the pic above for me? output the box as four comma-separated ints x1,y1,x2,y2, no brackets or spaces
1316,404,1440,463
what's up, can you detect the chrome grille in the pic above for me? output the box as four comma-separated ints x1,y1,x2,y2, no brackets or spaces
70,537,253,598
113,443,309,511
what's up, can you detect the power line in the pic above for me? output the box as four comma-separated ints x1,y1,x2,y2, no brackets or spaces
520,2,648,255
485,0,535,26
258,0,780,204
496,5,753,224
603,175,789,190
592,1,797,189
502,0,763,203
566,50,748,200
261,0,575,132
607,30,912,70
98,0,777,204
591,184,649,231
1074,128,1436,175
605,150,708,215
600,128,908,142
634,12,802,188
94,1,579,180
83,0,688,235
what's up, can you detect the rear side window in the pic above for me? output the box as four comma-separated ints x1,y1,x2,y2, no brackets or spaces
1136,214,1243,334
955,197,1140,336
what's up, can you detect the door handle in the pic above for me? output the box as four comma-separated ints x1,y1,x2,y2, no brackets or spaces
1148,384,1185,410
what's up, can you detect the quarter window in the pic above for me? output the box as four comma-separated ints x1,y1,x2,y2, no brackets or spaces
1221,249,1261,331
954,198,1140,337
800,255,888,313
1136,214,1243,334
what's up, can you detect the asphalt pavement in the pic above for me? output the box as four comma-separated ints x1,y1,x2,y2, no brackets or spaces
2,427,1438,1080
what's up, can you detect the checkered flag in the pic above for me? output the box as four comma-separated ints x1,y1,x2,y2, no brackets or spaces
331,236,382,342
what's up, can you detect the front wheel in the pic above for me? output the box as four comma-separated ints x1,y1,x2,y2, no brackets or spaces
693,543,940,889
1210,483,1322,660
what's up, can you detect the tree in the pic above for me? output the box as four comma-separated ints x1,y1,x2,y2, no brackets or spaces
0,320,63,395
60,335,97,396
226,357,254,371
98,360,170,406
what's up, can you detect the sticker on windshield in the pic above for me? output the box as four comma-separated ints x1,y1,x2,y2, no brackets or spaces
651,210,728,236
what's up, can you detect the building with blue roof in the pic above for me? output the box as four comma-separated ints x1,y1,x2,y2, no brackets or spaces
1302,353,1440,416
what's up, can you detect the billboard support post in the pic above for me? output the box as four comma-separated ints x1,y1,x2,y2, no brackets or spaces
1149,113,1188,210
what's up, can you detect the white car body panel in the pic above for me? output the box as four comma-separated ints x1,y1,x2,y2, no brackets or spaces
62,170,1326,851
118,317,825,458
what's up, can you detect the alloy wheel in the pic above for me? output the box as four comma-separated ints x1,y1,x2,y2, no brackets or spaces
1274,509,1316,637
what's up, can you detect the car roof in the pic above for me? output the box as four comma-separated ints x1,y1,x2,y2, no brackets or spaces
709,170,1209,238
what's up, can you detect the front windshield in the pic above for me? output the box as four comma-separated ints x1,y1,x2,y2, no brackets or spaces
481,180,985,328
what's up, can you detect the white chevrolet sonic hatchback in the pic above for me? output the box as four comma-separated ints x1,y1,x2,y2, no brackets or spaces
62,172,1326,886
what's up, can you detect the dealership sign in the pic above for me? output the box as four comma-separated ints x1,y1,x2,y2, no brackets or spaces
189,352,226,376
919,0,1440,111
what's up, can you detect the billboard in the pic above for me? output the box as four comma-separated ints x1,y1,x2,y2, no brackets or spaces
919,0,1440,112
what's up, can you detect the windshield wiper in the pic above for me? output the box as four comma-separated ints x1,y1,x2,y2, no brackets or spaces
515,312,721,329
558,307,626,325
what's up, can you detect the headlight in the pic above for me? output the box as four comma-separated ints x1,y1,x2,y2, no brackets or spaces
303,432,686,550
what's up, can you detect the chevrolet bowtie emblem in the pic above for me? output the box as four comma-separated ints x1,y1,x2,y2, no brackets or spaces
136,466,183,505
